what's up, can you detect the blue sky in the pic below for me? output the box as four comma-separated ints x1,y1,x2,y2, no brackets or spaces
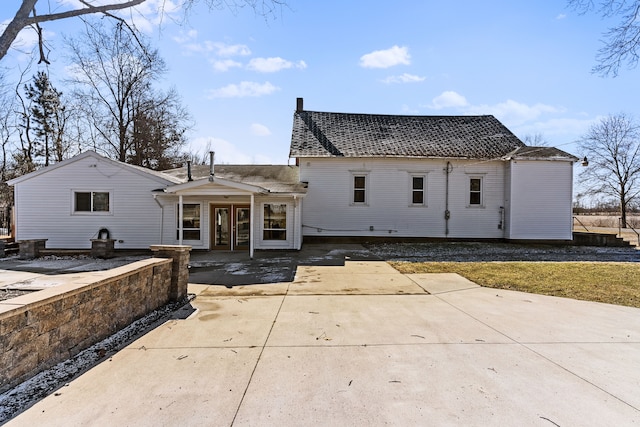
2,1,639,165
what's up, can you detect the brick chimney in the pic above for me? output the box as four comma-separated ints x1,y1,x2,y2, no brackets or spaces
296,97,304,112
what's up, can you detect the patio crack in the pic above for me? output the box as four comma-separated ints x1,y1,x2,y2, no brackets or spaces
230,282,291,426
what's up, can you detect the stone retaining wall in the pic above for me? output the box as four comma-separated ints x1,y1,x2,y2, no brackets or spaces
0,245,191,393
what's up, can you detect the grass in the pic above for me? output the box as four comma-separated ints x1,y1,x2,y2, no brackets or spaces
390,261,640,308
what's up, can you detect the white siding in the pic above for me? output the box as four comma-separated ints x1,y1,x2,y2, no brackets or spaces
13,155,170,249
506,160,574,240
299,158,506,239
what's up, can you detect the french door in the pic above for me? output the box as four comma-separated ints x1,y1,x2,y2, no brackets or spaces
211,205,250,251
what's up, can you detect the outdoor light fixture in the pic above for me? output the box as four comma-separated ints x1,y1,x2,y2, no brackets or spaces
581,156,589,167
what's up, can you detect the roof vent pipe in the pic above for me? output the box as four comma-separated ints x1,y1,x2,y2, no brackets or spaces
209,151,215,182
187,160,193,181
296,97,304,112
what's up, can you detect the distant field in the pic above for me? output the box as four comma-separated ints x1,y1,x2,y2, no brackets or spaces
574,214,640,229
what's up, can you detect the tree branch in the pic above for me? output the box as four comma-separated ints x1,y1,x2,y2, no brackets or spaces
0,0,147,61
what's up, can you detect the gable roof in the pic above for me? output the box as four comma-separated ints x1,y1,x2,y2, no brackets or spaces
289,111,527,159
7,151,180,186
161,164,307,194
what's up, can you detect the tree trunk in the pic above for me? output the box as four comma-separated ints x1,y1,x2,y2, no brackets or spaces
620,196,627,228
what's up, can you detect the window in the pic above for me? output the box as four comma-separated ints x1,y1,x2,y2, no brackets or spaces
74,191,110,213
411,176,425,205
263,203,287,240
469,177,483,206
176,203,201,240
353,175,367,204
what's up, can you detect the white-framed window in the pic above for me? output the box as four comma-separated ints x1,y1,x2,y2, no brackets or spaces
73,191,111,214
351,172,369,205
410,175,426,206
176,203,201,240
468,176,483,206
263,203,287,241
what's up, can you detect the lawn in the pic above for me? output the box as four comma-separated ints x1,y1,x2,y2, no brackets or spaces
390,261,640,308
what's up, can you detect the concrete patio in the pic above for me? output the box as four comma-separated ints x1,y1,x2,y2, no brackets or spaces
5,259,640,426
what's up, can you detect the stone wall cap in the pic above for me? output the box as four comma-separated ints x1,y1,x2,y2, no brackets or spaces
149,245,192,252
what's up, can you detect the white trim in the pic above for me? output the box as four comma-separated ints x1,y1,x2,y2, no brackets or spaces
164,177,268,194
178,195,183,245
466,174,485,208
409,173,427,207
71,189,113,215
176,201,202,243
8,151,177,186
350,171,369,206
261,202,288,242
250,194,255,258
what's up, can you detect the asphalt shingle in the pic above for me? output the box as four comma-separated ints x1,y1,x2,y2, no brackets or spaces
289,111,528,159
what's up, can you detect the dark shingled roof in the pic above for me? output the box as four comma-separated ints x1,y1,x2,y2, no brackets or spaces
289,111,527,159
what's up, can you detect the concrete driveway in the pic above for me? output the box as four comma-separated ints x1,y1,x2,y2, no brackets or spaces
5,260,640,426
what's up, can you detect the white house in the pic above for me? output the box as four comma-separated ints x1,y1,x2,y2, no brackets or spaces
7,98,578,252
8,151,307,256
289,99,578,242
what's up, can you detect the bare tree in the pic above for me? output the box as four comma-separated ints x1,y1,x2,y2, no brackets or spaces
67,20,191,166
569,0,640,76
14,68,38,173
127,88,193,170
0,75,17,208
67,20,167,162
578,113,640,227
522,133,550,146
0,0,286,64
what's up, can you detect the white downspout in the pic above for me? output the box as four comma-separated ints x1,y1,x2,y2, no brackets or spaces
250,194,255,259
178,194,184,245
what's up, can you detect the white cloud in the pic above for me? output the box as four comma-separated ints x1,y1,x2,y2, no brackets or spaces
214,42,252,57
465,99,563,126
101,0,183,34
207,81,280,98
212,59,242,72
186,137,273,164
172,30,198,44
556,13,567,20
513,116,600,140
360,45,411,69
250,123,272,136
381,73,426,84
427,91,469,109
183,41,251,56
247,57,307,72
